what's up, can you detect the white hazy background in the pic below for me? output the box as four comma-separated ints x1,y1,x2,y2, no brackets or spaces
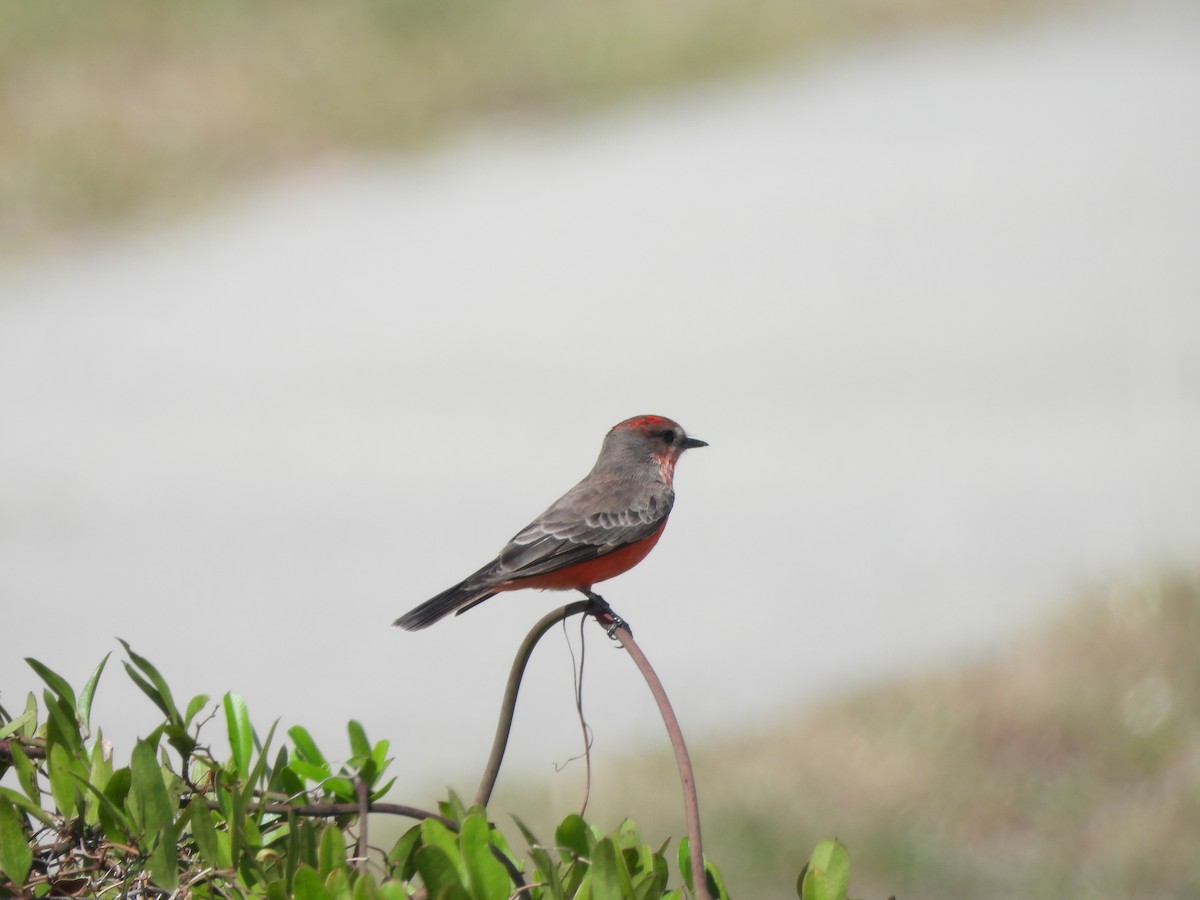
2,0,1199,809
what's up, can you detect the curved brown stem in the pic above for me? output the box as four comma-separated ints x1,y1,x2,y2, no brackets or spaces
192,797,453,827
473,599,711,900
604,620,710,900
475,600,593,807
355,778,369,866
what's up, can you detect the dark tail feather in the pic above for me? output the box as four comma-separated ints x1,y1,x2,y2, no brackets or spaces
394,581,498,631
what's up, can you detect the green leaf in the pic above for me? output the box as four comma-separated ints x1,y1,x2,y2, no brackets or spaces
512,815,564,900
616,819,641,851
356,756,379,786
414,845,468,895
678,836,728,900
800,866,829,900
18,694,38,739
352,871,381,900
78,652,111,733
704,858,731,900
811,839,849,896
88,766,133,840
131,741,180,891
288,726,329,769
614,819,649,884
293,864,333,900
632,867,667,900
799,839,849,900
7,741,40,804
75,776,128,838
369,739,390,773
84,735,114,825
318,823,348,877
296,818,320,870
438,790,468,824
43,690,84,756
347,720,371,760
162,722,197,758
216,827,234,876
215,775,245,865
0,793,33,886
368,777,396,802
24,658,76,710
590,838,626,900
123,664,174,724
556,813,593,862
375,881,410,900
243,810,265,857
184,694,211,728
460,813,511,900
289,759,333,784
240,719,279,809
268,745,303,797
261,818,294,849
421,817,467,883
678,836,694,893
189,798,227,870
102,763,131,804
224,693,254,777
0,708,36,741
47,741,78,820
387,824,422,881
0,787,54,830
326,867,352,898
130,739,174,837
324,776,357,803
275,760,306,801
147,823,179,890
119,640,182,726
274,831,300,900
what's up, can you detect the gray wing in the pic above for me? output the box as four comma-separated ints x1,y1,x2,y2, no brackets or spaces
492,478,674,580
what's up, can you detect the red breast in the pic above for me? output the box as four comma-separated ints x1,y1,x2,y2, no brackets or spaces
497,520,668,592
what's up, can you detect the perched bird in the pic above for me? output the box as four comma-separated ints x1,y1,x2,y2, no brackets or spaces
395,414,706,630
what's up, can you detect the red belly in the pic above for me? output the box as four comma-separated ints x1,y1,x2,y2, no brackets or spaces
499,520,667,592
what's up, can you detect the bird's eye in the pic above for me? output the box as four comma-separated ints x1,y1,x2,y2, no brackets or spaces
657,429,677,443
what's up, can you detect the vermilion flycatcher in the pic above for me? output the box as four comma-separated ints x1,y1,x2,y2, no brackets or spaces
395,415,706,630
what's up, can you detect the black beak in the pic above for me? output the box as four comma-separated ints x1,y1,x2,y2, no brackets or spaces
683,436,708,450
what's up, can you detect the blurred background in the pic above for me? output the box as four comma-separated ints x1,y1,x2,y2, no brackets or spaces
2,0,1199,896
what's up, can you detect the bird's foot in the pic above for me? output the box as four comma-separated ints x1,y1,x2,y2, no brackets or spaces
581,590,632,640
604,613,631,640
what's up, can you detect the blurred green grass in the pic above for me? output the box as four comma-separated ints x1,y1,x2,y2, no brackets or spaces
2,0,1068,256
493,572,1200,899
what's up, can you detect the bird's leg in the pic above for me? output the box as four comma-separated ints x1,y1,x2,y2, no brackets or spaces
581,589,608,610
580,590,631,639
